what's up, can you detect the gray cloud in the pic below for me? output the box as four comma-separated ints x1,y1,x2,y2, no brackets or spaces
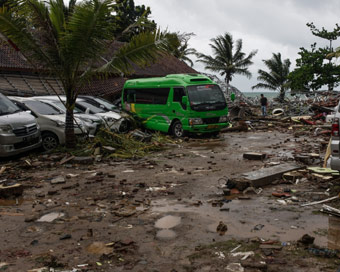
136,0,340,92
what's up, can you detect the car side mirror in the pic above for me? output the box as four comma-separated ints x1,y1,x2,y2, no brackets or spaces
230,93,236,101
181,96,188,106
85,108,90,114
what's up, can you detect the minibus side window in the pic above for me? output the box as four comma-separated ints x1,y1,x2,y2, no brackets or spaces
125,88,170,104
173,87,186,109
124,89,136,103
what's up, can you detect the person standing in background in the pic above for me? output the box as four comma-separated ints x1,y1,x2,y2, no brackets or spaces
260,94,268,116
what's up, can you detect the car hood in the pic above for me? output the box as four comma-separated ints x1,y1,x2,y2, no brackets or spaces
41,114,83,124
75,113,102,122
0,111,37,128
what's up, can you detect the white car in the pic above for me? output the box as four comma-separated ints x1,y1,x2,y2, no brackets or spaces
9,96,87,151
33,98,102,136
34,95,129,133
0,93,41,157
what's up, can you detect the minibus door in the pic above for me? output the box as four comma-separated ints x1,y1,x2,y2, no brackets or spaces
172,87,187,119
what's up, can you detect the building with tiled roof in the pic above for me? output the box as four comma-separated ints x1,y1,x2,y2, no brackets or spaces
0,41,197,100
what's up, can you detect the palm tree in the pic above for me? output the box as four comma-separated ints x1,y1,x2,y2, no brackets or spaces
196,32,257,90
252,53,291,101
164,32,197,67
0,0,165,147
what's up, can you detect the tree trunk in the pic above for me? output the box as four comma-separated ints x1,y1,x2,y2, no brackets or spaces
279,87,285,102
65,103,76,148
225,77,230,95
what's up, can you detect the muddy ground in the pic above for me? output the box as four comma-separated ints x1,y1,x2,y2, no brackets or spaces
1,130,340,272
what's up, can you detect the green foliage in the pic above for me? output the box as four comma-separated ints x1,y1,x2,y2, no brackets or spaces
196,32,257,85
0,0,166,147
111,0,156,42
288,23,340,93
307,22,340,46
288,43,340,92
164,32,197,66
252,53,291,101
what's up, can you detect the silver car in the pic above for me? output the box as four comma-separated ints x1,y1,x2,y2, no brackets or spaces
36,98,102,136
330,104,340,170
10,97,87,151
0,93,41,157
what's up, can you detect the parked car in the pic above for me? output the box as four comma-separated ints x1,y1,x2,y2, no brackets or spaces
33,97,102,136
78,95,121,113
10,96,87,151
330,103,340,170
0,93,41,157
77,98,131,132
33,95,129,133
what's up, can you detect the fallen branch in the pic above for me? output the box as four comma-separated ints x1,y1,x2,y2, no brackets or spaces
301,195,339,207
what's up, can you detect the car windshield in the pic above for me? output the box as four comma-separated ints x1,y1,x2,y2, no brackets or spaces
24,100,62,115
187,85,226,111
77,101,105,113
94,98,118,110
0,94,21,115
51,101,82,113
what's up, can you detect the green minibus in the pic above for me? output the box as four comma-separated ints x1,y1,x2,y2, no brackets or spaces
121,74,234,137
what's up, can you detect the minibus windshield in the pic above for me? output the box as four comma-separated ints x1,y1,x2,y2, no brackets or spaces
187,85,226,111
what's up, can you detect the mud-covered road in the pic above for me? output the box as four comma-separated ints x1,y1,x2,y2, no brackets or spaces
0,131,339,271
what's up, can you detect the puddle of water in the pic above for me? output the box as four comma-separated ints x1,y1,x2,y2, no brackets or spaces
154,215,181,240
156,229,177,240
151,198,328,246
0,198,24,206
37,212,65,222
188,141,225,150
155,215,181,229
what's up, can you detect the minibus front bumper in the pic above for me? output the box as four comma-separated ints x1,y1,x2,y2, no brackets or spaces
184,122,230,133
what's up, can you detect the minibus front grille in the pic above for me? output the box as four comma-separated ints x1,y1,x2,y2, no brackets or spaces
202,117,219,124
13,124,38,136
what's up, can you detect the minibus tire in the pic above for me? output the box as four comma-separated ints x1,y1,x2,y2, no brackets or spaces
171,120,185,137
42,132,59,151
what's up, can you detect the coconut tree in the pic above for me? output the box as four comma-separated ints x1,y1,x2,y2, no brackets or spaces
164,32,197,67
0,0,166,147
196,32,257,90
252,53,291,101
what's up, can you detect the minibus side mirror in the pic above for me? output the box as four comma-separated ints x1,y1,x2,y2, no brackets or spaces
230,93,236,101
181,96,188,106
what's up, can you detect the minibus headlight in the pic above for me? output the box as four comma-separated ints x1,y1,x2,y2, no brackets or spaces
219,116,228,123
0,125,13,134
189,118,203,125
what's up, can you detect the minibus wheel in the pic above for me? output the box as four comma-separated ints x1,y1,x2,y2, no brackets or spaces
42,132,59,151
171,120,185,137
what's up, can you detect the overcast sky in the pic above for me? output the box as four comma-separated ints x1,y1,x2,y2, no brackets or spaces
135,0,340,93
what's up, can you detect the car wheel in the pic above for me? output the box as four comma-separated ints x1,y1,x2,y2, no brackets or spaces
118,119,131,133
171,120,185,137
42,132,59,151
